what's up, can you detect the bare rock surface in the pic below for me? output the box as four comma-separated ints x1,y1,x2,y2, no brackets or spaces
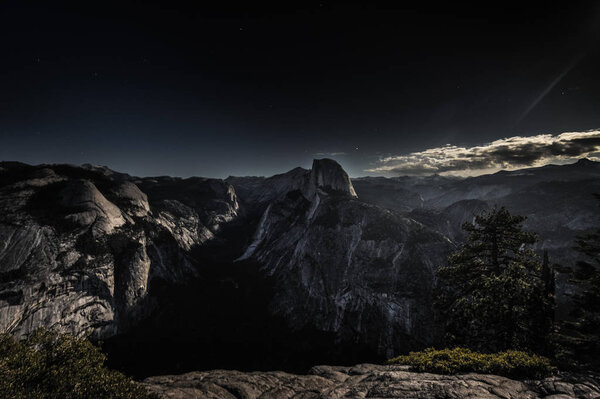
228,159,449,356
59,179,126,235
306,158,357,199
142,364,600,399
242,190,451,356
225,158,357,206
0,162,240,339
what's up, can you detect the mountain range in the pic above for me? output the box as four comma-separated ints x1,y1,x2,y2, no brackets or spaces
1,158,599,376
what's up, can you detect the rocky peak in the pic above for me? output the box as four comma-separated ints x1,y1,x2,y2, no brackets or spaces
225,160,357,205
306,158,357,199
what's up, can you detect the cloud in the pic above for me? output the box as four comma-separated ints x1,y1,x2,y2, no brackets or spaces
366,130,600,176
314,152,346,157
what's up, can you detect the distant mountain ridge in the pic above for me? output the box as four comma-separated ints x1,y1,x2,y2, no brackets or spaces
352,158,600,265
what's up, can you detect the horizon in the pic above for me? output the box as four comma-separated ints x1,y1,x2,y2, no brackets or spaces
3,151,596,181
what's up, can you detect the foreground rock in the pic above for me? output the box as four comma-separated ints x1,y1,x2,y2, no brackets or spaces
143,364,600,399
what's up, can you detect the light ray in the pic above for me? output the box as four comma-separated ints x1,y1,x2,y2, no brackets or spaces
517,52,586,124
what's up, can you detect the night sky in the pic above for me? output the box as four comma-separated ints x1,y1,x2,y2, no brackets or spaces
2,1,600,177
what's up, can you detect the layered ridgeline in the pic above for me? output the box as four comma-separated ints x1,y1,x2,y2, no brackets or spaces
354,158,600,313
1,158,599,375
0,159,449,374
354,158,600,264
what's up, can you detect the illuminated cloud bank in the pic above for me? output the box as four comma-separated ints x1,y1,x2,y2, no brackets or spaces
367,130,600,176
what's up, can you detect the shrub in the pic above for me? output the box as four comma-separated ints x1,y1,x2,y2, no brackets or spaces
0,329,157,399
387,347,555,379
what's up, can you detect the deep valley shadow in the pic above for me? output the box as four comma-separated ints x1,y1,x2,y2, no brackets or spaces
102,259,382,379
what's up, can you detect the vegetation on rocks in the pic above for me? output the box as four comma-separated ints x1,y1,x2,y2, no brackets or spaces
387,347,555,379
389,204,600,379
0,329,157,399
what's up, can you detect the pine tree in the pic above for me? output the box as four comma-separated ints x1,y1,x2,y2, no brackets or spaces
557,207,600,370
542,251,555,299
435,206,554,354
540,250,556,352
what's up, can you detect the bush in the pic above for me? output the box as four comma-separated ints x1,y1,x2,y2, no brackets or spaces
387,347,555,379
0,329,157,399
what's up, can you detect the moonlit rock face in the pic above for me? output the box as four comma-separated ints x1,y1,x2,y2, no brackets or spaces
225,158,356,205
307,158,357,198
0,162,240,339
241,186,450,356
228,159,449,356
59,179,126,235
111,181,150,217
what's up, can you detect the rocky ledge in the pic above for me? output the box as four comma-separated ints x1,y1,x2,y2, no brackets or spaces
142,364,600,399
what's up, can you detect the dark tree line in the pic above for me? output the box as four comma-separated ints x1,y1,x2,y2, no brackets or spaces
554,197,600,369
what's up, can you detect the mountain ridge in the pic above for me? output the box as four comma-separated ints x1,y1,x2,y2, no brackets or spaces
1,157,599,375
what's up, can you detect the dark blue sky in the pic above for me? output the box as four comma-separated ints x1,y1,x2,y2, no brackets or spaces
2,1,600,177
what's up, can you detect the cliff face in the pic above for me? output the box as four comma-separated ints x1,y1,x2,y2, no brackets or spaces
305,158,357,199
225,158,357,205
0,162,239,339
237,193,449,356
0,158,447,365
228,158,449,356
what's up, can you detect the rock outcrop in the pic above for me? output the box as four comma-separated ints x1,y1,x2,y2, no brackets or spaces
0,162,240,339
142,364,600,399
239,191,450,356
305,158,357,199
226,158,357,206
58,179,126,235
230,159,449,357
